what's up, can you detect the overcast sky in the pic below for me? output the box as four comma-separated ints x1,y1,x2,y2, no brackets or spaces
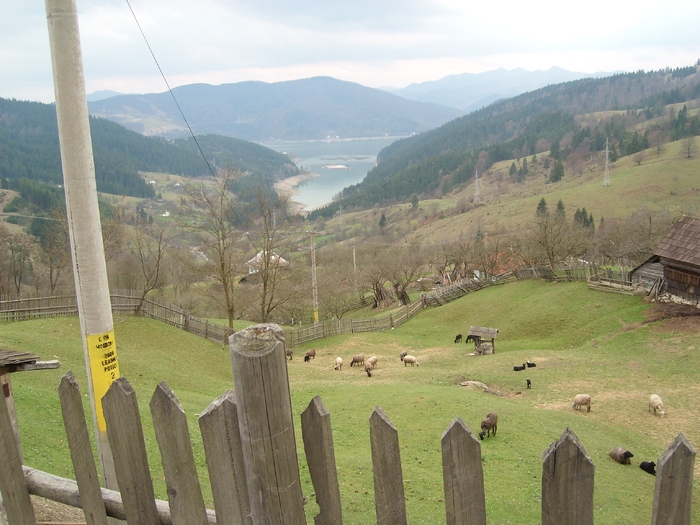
3,0,700,103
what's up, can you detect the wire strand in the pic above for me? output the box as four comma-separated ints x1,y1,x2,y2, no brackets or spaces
124,0,217,178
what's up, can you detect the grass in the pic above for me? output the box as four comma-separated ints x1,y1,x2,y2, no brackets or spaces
3,280,700,524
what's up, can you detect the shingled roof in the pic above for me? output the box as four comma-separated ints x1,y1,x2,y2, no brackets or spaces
654,216,700,268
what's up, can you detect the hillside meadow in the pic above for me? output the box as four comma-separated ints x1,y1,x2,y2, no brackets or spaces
2,280,699,524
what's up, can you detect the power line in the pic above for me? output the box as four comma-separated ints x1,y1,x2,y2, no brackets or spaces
124,0,216,178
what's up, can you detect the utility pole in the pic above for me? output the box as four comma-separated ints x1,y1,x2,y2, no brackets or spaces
603,138,611,187
307,231,319,323
45,0,119,492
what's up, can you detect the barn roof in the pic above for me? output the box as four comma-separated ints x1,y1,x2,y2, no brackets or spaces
654,216,700,268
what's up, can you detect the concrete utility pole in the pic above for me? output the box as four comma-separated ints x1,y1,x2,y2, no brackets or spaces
307,231,319,323
45,0,120,491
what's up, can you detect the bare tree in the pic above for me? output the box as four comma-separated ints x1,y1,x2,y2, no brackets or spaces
131,221,174,315
524,211,590,269
385,246,426,305
358,245,394,309
317,246,357,320
682,135,697,158
180,168,246,328
632,151,645,166
5,233,34,297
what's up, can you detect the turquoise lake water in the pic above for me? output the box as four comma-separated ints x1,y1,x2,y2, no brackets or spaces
263,137,402,211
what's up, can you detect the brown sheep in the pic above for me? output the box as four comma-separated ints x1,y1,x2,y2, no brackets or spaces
350,354,365,367
479,413,498,439
304,348,316,362
609,447,634,465
572,394,591,412
364,361,373,377
399,350,408,361
286,348,293,360
367,356,378,369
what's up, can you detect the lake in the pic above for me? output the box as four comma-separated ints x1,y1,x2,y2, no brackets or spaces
263,137,402,211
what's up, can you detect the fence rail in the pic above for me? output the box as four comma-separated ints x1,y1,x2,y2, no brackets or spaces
0,325,695,525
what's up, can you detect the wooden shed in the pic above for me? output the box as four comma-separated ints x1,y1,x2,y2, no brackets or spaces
467,326,499,353
641,215,700,304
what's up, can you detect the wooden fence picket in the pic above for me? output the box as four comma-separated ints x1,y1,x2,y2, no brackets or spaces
441,417,486,525
198,390,251,525
58,372,109,525
229,324,306,524
102,377,160,525
541,428,594,525
301,395,343,525
651,432,697,525
150,382,208,525
369,406,407,525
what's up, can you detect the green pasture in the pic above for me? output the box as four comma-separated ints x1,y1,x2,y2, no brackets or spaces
3,280,699,524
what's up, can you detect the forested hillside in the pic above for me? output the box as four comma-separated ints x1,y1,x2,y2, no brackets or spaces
310,66,700,218
0,98,300,203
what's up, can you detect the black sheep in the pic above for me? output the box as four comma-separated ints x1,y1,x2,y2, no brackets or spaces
526,361,536,367
639,461,656,475
304,355,310,362
513,364,526,371
526,378,532,389
454,333,462,343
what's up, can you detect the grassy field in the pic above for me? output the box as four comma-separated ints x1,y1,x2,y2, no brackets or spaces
3,280,700,524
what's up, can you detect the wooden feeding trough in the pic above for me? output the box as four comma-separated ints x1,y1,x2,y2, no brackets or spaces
467,326,499,354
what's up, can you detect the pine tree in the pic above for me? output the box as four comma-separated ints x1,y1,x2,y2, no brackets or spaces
379,213,386,228
555,199,565,218
536,198,548,217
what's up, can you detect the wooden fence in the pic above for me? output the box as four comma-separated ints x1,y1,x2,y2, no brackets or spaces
0,324,695,525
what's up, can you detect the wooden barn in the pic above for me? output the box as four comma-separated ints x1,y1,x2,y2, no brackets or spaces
631,215,700,304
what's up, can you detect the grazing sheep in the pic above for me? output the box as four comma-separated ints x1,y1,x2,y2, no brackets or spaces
526,361,536,368
465,334,482,346
639,461,656,476
572,394,592,412
649,394,665,417
454,333,463,343
367,356,378,369
474,343,493,355
399,350,408,361
333,357,343,371
609,447,634,465
350,354,365,367
478,412,498,440
403,355,419,367
364,361,373,377
513,364,526,371
526,378,531,389
304,348,316,361
286,348,293,360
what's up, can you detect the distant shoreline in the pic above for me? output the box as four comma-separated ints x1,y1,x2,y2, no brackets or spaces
274,171,320,214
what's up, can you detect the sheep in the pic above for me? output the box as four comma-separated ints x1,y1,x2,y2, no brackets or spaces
466,334,482,346
364,361,373,377
350,354,365,367
526,378,532,389
478,412,498,440
286,348,293,360
304,348,316,362
513,364,526,371
649,394,665,417
454,333,463,343
399,350,408,361
609,447,634,465
333,357,343,370
572,394,591,412
639,461,656,476
403,355,419,367
526,361,536,368
367,356,378,369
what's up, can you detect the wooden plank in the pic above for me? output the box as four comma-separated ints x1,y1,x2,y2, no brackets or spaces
58,372,109,525
441,417,486,525
150,382,208,525
541,428,594,525
0,371,36,525
229,324,306,524
198,390,251,525
651,433,697,525
369,406,407,525
102,377,159,525
301,396,343,525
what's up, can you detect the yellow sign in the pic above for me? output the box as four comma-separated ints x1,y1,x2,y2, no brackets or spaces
87,330,120,432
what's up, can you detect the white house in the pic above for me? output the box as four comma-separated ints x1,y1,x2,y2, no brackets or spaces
246,251,289,274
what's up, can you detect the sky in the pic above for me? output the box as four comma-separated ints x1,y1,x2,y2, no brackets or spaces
3,0,700,104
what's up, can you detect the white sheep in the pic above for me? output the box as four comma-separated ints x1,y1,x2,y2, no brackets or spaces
403,355,419,367
350,353,365,367
367,356,378,369
333,357,343,370
572,393,591,412
649,394,665,417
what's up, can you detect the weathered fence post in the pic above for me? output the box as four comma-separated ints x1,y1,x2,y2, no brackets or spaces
541,428,594,525
0,378,36,525
369,406,407,525
229,324,306,524
441,417,486,525
102,377,159,525
58,372,109,525
198,390,251,525
651,433,696,525
150,382,208,525
301,396,343,525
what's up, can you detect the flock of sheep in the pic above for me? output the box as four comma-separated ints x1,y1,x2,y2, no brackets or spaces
287,348,419,378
